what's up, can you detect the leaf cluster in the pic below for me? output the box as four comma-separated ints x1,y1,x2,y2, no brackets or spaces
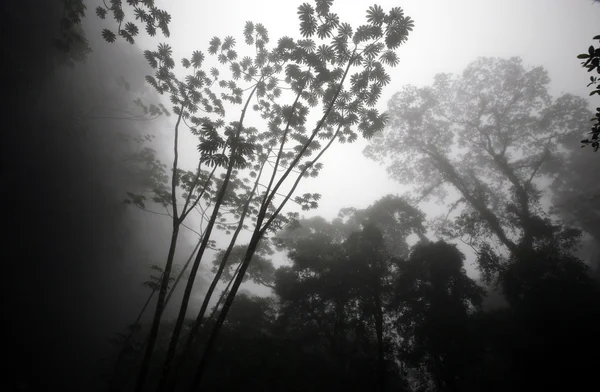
294,192,322,211
54,0,92,66
97,0,171,44
578,35,600,151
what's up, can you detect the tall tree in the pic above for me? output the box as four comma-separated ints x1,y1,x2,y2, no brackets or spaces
389,241,484,392
273,195,426,391
191,2,415,388
96,1,414,390
365,56,600,391
365,57,592,258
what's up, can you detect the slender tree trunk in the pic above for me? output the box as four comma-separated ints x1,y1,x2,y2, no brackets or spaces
164,238,202,307
210,264,238,321
135,225,180,392
191,231,262,390
157,82,260,392
191,98,348,392
163,152,269,391
135,104,184,392
191,125,342,389
373,291,385,392
191,52,355,390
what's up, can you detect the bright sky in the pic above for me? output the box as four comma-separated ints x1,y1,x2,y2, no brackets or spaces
145,0,599,216
132,0,599,280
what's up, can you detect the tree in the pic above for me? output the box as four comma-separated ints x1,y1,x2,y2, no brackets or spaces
549,129,600,272
97,1,414,390
365,56,600,391
338,194,427,258
389,241,484,392
54,0,91,66
211,244,276,289
188,2,414,389
273,195,426,391
365,57,592,260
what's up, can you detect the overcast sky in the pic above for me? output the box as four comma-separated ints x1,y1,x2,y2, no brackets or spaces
142,0,598,217
125,0,600,279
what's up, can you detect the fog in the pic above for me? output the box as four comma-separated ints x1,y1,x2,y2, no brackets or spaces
3,1,599,391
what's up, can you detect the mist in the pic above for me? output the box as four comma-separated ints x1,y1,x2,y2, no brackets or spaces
3,1,599,391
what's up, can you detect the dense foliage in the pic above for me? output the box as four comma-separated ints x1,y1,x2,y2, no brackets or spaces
111,194,600,392
364,56,600,391
578,34,600,150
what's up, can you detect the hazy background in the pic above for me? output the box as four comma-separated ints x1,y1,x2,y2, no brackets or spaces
2,0,598,391
127,0,600,272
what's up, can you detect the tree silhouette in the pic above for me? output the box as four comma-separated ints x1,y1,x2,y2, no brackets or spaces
365,56,600,391
577,34,600,151
365,57,592,262
389,241,484,392
97,1,414,390
189,2,414,388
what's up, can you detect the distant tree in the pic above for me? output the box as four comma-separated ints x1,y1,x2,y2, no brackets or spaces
365,56,600,391
274,196,426,391
54,0,91,66
211,244,276,289
274,225,403,391
549,132,600,271
389,241,484,392
338,194,428,257
276,194,426,257
365,57,592,263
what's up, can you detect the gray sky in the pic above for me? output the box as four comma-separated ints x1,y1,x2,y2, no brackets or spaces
131,0,599,280
146,0,599,215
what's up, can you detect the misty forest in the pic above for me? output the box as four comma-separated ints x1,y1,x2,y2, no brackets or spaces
3,0,600,391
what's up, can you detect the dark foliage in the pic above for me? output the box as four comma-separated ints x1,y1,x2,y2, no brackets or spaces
578,34,600,150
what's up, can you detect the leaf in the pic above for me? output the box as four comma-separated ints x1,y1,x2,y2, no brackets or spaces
315,0,333,16
317,24,333,39
380,50,399,66
244,21,255,44
209,37,221,54
222,36,236,51
125,22,139,36
298,3,317,38
113,8,125,23
102,29,117,43
146,24,157,37
191,50,204,67
578,53,590,59
366,4,385,25
255,23,268,40
96,7,107,19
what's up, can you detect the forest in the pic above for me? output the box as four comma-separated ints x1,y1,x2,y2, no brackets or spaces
2,1,599,392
